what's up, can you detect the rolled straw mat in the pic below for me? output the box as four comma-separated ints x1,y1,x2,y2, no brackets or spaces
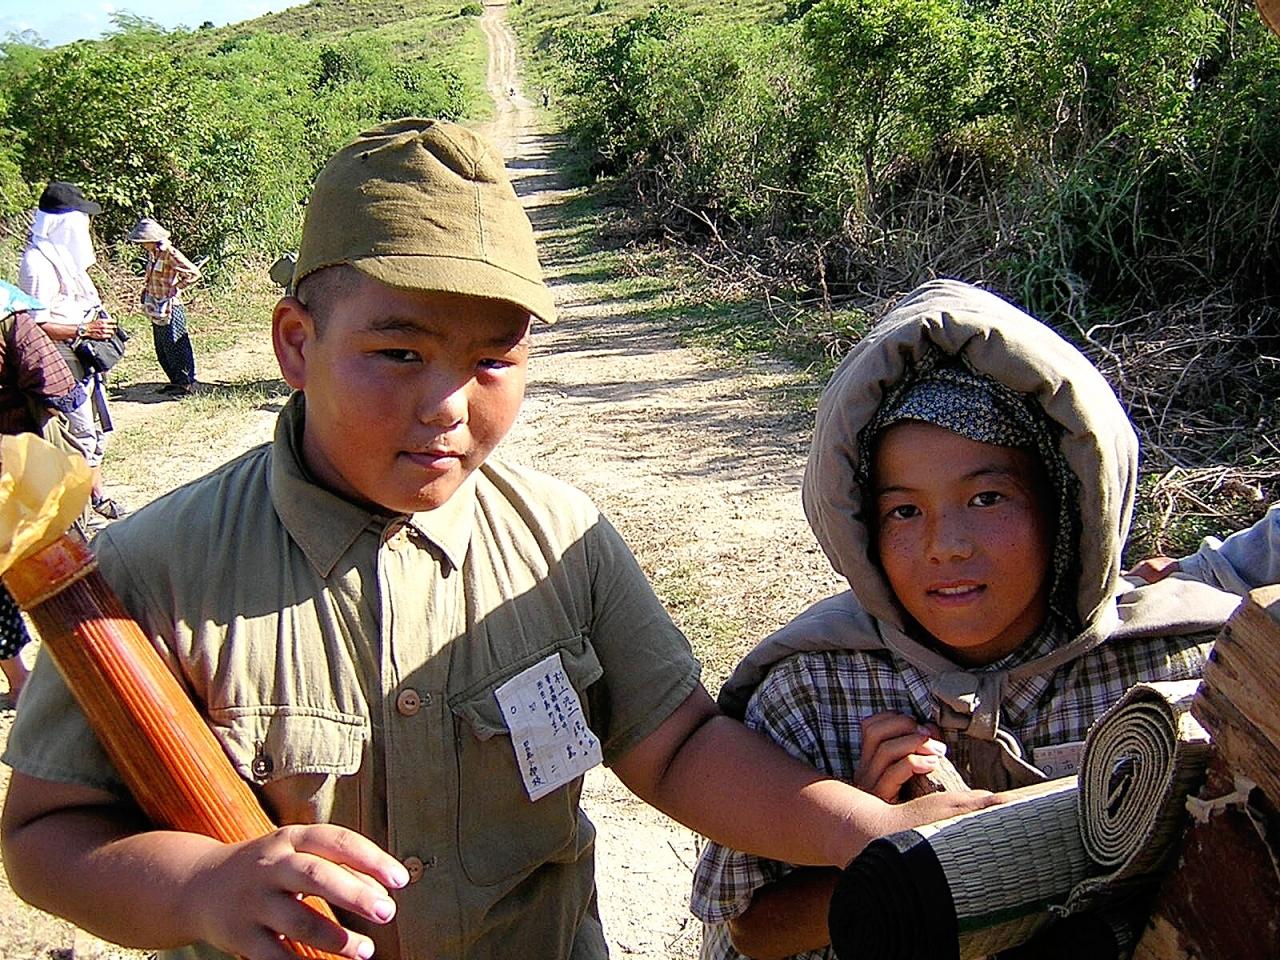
829,778,1088,960
1064,679,1211,913
829,680,1213,958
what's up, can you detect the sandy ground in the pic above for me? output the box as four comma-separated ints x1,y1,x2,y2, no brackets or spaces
0,4,844,957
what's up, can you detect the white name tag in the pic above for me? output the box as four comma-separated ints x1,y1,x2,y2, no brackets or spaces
495,652,603,801
1033,741,1085,779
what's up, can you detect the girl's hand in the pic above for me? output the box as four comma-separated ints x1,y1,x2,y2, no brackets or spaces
854,712,949,803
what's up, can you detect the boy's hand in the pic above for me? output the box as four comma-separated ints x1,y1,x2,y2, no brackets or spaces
185,824,409,960
854,712,949,802
1127,556,1180,584
869,788,1002,851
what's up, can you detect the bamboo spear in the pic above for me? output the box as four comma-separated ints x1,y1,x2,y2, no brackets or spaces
0,433,345,960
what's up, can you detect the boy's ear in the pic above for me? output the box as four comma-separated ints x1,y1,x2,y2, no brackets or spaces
272,296,314,391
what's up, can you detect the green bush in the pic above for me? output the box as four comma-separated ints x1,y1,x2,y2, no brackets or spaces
554,0,1280,328
460,2,484,15
0,22,470,275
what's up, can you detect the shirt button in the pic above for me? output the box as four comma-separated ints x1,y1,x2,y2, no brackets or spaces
404,856,424,884
251,751,274,780
396,688,422,716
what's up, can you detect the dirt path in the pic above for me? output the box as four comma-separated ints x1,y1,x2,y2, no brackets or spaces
0,4,844,957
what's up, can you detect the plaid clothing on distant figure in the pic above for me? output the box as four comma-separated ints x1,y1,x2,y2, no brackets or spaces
0,585,30,659
691,627,1212,960
141,243,200,321
0,307,82,434
151,301,196,386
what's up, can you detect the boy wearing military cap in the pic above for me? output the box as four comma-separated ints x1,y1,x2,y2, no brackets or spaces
1,119,993,960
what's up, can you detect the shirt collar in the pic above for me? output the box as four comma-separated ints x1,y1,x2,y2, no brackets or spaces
403,472,477,573
269,393,476,576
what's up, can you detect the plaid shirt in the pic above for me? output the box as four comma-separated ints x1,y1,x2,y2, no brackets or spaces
141,242,200,320
690,626,1211,960
0,309,81,433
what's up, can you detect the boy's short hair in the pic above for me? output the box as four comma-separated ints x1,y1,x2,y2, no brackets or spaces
294,264,364,334
293,117,556,325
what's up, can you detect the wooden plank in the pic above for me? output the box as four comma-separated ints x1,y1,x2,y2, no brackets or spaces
1192,585,1280,801
1194,688,1280,804
1132,762,1280,960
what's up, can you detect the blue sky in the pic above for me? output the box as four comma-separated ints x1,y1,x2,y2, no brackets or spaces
0,1,300,47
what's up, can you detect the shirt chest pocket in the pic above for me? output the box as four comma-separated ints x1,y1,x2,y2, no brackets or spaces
211,707,369,826
449,635,604,887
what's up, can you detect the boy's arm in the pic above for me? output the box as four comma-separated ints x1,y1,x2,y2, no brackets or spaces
612,686,999,868
726,866,841,960
2,772,408,960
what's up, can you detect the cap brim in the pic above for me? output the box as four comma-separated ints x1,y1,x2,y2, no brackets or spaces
344,254,558,324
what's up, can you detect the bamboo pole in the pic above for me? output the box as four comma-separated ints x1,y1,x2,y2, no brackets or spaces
0,434,344,960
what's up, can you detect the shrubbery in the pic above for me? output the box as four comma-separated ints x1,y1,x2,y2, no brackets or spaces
0,19,470,273
550,0,1280,331
547,0,1279,544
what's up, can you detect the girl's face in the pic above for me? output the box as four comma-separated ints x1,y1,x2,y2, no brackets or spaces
873,420,1053,666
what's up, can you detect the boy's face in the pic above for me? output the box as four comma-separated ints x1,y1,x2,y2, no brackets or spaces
273,275,531,514
873,420,1053,666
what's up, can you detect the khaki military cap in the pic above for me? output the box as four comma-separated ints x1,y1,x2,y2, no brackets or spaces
294,118,556,323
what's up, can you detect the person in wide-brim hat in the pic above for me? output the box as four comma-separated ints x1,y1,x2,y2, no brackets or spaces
127,217,171,245
126,216,201,396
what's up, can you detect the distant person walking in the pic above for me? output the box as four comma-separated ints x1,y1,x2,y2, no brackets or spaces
127,218,201,396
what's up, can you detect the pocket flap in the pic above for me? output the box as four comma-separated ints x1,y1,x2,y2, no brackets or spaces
211,707,368,783
450,635,604,741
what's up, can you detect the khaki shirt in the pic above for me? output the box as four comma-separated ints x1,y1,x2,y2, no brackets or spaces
5,394,701,960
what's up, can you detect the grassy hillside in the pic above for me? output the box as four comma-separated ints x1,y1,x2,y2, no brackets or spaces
182,0,490,109
0,0,490,267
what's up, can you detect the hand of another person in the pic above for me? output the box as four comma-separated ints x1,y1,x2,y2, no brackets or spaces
1127,556,1181,584
853,712,949,802
83,311,115,339
183,823,409,960
867,788,1002,851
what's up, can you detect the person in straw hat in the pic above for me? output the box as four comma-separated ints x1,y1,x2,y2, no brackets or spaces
1,118,997,960
691,279,1240,960
127,216,202,396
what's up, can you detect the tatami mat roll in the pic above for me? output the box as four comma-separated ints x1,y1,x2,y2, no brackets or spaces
830,779,1088,959
1065,679,1211,913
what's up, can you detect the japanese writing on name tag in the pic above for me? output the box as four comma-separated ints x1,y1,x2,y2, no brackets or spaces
495,652,603,802
1033,741,1085,779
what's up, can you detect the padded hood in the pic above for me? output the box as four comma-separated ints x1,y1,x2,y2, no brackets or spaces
804,279,1137,675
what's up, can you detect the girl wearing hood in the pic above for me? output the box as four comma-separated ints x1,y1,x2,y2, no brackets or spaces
691,280,1240,960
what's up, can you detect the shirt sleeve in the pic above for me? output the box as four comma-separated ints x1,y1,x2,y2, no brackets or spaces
581,514,702,763
166,247,202,288
11,310,79,409
1178,503,1280,595
689,655,838,924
